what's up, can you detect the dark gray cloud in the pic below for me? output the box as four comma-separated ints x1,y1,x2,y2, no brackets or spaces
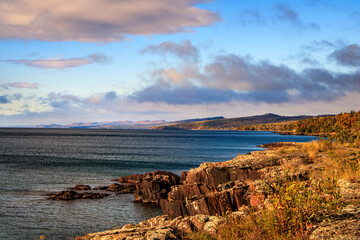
130,54,360,105
47,93,81,109
293,40,345,67
13,94,23,100
0,94,23,104
131,85,237,105
237,4,320,31
239,10,267,26
329,44,360,67
39,91,119,110
274,4,320,30
87,53,113,64
140,40,199,61
105,91,117,101
0,95,10,104
303,40,340,51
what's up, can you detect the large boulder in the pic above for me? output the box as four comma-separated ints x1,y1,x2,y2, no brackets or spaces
132,171,181,204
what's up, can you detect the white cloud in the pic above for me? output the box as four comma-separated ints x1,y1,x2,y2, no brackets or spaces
4,52,112,69
0,0,220,42
1,82,39,89
5,58,92,69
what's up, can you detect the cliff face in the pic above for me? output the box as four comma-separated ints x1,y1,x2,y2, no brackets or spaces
160,142,313,218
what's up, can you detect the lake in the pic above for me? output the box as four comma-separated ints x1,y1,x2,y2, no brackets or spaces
0,128,317,239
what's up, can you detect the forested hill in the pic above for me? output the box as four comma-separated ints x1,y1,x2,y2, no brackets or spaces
153,113,313,130
280,111,360,142
234,110,360,143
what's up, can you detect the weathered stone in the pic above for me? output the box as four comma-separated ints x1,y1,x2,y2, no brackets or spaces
338,179,360,200
203,216,225,235
133,171,180,204
144,227,177,240
310,204,360,240
160,199,188,218
162,178,250,217
79,214,226,239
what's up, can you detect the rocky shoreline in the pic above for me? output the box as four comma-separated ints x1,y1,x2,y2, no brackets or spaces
49,141,359,239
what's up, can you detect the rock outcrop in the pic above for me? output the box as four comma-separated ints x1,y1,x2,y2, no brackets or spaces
160,143,312,217
77,141,360,239
79,213,228,240
69,185,92,190
310,205,360,240
49,190,109,200
93,183,137,194
48,171,179,201
113,171,181,204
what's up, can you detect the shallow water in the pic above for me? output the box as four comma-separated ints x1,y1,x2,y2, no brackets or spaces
0,128,317,239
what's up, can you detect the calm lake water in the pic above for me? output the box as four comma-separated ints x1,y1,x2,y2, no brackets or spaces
0,128,317,239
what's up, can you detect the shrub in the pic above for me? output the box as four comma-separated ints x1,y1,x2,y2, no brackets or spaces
217,178,342,240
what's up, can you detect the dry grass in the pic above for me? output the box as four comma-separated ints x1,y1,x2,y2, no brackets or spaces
184,231,216,240
299,140,360,181
300,139,333,161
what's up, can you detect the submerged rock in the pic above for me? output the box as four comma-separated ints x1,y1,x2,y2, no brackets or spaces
49,190,109,200
93,183,137,194
69,185,91,190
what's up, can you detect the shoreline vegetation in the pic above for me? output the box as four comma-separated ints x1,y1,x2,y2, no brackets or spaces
57,111,359,240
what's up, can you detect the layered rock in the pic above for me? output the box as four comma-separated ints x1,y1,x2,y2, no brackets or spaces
160,142,314,217
78,141,360,239
48,171,179,201
132,171,181,203
113,171,181,203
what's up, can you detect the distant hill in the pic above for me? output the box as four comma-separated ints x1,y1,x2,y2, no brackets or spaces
35,120,167,129
32,116,225,129
153,113,314,130
169,116,224,124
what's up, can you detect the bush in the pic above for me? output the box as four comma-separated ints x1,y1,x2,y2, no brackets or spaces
217,178,342,240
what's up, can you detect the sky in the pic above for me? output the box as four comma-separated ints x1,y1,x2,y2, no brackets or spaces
1,0,360,125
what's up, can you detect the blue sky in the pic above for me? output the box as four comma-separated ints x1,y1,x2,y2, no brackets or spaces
1,0,360,125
